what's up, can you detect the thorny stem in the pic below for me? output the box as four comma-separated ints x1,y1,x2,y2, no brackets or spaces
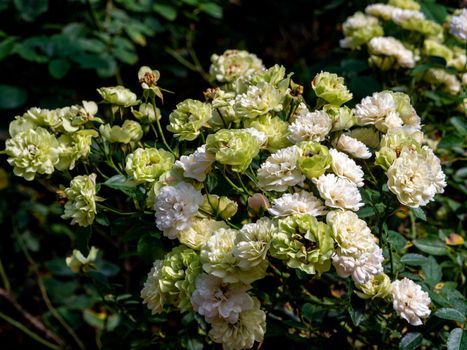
86,0,103,32
222,170,247,194
0,257,11,292
409,210,417,240
0,288,64,346
165,46,211,83
13,222,86,350
106,154,123,175
216,108,228,128
0,311,62,350
236,173,253,196
151,95,176,156
97,204,138,216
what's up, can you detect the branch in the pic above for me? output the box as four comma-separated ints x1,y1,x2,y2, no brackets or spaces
0,288,64,346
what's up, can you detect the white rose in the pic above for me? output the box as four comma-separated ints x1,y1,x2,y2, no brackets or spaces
336,134,372,159
329,149,365,187
313,174,364,211
391,278,431,326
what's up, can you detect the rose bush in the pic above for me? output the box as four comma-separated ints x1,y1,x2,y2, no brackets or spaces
2,48,465,349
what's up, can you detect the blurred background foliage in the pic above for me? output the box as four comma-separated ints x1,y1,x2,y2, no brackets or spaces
0,0,466,349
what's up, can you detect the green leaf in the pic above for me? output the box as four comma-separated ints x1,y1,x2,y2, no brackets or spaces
95,214,110,227
95,260,120,277
450,117,467,134
182,0,199,4
74,53,109,69
357,206,375,219
103,175,142,199
14,0,48,21
206,174,218,192
421,1,447,24
50,223,74,238
0,37,16,61
434,308,466,323
153,3,177,21
83,309,120,331
111,46,138,65
185,337,203,350
0,84,27,109
413,238,447,256
388,230,408,252
400,253,427,266
448,328,467,350
75,226,92,255
340,58,368,73
411,208,426,221
45,258,75,277
302,303,322,322
137,234,166,263
410,64,432,76
43,278,78,304
66,295,94,310
48,58,71,79
422,256,442,286
126,26,147,46
438,134,464,149
199,3,222,19
348,305,365,326
0,0,11,11
400,332,423,350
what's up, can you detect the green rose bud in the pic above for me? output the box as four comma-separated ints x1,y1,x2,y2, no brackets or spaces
297,142,331,179
323,104,356,131
244,114,291,152
132,103,160,123
99,120,143,143
450,47,467,72
355,273,392,300
125,147,174,183
312,72,353,106
167,99,212,141
205,129,259,172
388,0,420,10
398,18,442,37
375,147,397,171
424,39,453,64
369,55,398,71
270,214,334,275
199,194,238,220
97,86,138,107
